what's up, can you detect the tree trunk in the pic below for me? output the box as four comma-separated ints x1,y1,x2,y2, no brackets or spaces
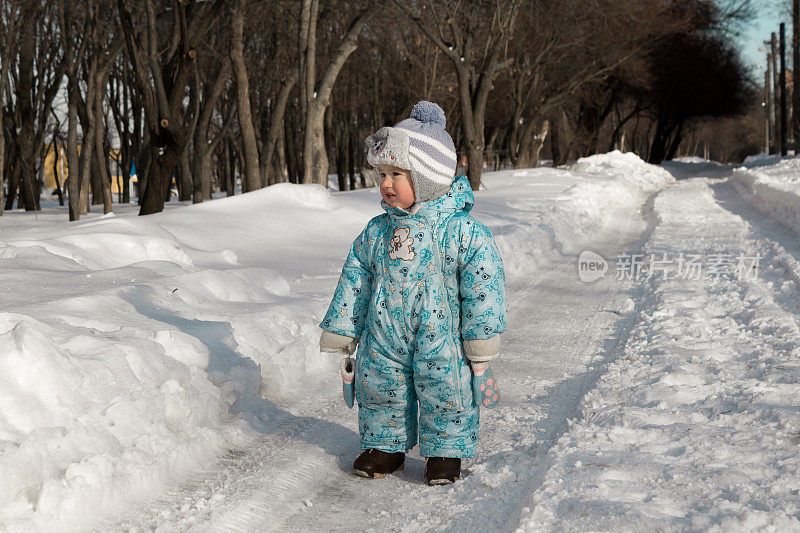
90,154,103,206
192,146,213,203
550,113,564,167
191,60,230,202
300,5,378,185
225,138,235,196
285,113,299,184
333,114,346,191
122,165,131,204
67,78,81,220
347,125,356,191
94,93,113,214
21,151,39,211
4,163,16,210
140,141,183,213
530,120,550,168
647,117,676,164
178,146,192,201
302,103,328,185
52,141,64,206
261,72,297,186
512,118,537,168
231,0,261,193
665,120,685,161
137,137,151,205
78,64,99,216
118,0,226,215
78,113,96,215
276,122,287,184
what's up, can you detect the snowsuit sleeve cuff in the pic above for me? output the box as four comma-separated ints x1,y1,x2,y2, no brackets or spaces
320,330,359,355
463,334,501,362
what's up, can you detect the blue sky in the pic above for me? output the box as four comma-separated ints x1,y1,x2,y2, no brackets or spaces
740,0,787,74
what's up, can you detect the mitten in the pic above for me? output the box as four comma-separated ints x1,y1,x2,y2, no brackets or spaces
320,330,358,355
341,356,355,408
471,362,500,409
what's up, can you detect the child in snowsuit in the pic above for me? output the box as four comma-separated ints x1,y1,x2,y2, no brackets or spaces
319,101,507,485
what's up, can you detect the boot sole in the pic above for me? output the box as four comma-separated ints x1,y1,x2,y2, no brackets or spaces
426,476,459,486
352,463,404,479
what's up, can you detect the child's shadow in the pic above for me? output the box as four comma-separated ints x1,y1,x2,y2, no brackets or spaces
122,285,360,461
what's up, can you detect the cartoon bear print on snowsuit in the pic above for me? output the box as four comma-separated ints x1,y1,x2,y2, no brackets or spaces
320,175,507,458
389,227,415,261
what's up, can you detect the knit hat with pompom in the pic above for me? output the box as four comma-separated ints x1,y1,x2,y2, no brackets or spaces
365,101,457,204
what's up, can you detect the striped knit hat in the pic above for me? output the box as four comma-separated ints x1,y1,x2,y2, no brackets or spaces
366,101,457,204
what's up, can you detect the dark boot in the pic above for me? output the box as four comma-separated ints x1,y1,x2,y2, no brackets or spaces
424,457,461,485
352,449,405,478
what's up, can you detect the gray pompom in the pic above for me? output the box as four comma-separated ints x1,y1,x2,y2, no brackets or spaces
410,101,446,128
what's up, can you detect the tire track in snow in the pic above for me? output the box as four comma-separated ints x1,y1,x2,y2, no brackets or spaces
490,189,663,532
106,399,357,532
714,177,800,329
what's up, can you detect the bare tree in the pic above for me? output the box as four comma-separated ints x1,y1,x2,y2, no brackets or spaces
4,1,64,212
230,0,261,193
192,57,232,203
58,0,90,220
118,0,226,215
394,0,522,188
298,1,379,185
0,0,22,217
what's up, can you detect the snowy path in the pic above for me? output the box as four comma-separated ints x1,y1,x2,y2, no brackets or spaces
105,191,654,531
520,167,800,530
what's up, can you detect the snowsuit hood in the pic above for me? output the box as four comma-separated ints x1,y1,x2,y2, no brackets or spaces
381,175,474,220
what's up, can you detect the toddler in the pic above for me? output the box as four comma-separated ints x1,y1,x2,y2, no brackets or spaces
319,101,507,485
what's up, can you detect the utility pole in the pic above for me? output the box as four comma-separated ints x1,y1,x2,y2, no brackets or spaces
793,0,799,149
766,56,771,154
772,33,781,153
767,46,775,154
781,23,788,156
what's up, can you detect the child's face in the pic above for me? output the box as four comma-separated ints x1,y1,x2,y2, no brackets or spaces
378,164,415,209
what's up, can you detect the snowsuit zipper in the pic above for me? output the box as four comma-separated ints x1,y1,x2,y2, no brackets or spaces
428,215,464,411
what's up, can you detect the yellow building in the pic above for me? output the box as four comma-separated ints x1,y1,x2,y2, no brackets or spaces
42,145,136,197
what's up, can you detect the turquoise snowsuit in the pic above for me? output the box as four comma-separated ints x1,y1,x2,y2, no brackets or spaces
320,175,507,458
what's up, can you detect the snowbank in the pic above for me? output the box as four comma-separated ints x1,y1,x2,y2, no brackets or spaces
732,157,800,233
0,152,668,530
482,151,672,277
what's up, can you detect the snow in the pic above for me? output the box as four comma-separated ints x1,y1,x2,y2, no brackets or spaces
5,150,800,531
518,176,800,530
0,150,671,530
733,156,800,234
